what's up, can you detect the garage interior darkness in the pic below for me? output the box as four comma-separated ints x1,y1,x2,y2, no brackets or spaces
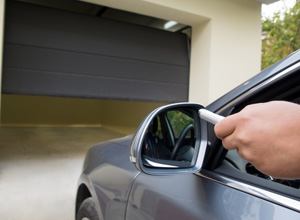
0,0,191,219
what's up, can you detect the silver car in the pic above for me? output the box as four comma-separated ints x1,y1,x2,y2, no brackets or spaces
75,50,300,220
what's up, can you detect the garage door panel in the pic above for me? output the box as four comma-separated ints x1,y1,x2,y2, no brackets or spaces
4,44,189,85
3,68,187,102
4,44,188,86
3,1,190,102
5,3,189,67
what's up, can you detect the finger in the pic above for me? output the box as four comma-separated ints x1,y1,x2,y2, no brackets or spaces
214,114,240,139
222,135,238,150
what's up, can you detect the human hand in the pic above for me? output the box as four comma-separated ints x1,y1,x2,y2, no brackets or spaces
214,101,300,179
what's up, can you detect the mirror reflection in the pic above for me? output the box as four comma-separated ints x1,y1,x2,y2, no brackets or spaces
142,108,199,168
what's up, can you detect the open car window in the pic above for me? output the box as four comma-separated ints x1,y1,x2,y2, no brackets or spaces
212,63,300,199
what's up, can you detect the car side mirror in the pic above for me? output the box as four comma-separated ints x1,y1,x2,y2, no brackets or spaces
130,103,208,174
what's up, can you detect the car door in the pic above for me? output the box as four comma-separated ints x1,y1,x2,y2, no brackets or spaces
127,58,300,219
126,171,300,220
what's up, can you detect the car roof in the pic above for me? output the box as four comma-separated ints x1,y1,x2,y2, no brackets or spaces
206,49,300,112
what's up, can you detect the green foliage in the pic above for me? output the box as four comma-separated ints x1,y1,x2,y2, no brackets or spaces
167,110,194,138
262,0,300,70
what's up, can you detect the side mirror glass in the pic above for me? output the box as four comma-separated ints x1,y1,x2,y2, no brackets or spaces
130,103,208,174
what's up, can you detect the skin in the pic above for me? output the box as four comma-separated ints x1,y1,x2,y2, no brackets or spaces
214,101,300,179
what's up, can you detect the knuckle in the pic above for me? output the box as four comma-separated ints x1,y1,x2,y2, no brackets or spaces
222,137,235,150
238,147,254,161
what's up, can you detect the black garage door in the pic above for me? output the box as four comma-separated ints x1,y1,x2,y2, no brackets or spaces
2,1,190,102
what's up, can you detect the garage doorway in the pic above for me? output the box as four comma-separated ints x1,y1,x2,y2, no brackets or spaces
0,1,191,219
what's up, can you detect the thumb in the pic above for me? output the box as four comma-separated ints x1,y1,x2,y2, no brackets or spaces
214,114,239,139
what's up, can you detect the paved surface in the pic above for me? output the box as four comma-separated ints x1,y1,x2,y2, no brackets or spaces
0,127,125,220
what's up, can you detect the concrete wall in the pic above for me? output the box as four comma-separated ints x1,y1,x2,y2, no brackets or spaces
83,0,262,105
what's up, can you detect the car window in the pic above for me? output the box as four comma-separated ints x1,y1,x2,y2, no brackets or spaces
142,108,198,168
213,65,300,198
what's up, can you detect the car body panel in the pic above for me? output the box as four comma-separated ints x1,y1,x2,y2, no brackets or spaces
76,49,300,220
127,171,300,220
78,135,140,220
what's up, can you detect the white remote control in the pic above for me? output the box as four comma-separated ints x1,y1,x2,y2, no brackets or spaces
199,109,225,125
